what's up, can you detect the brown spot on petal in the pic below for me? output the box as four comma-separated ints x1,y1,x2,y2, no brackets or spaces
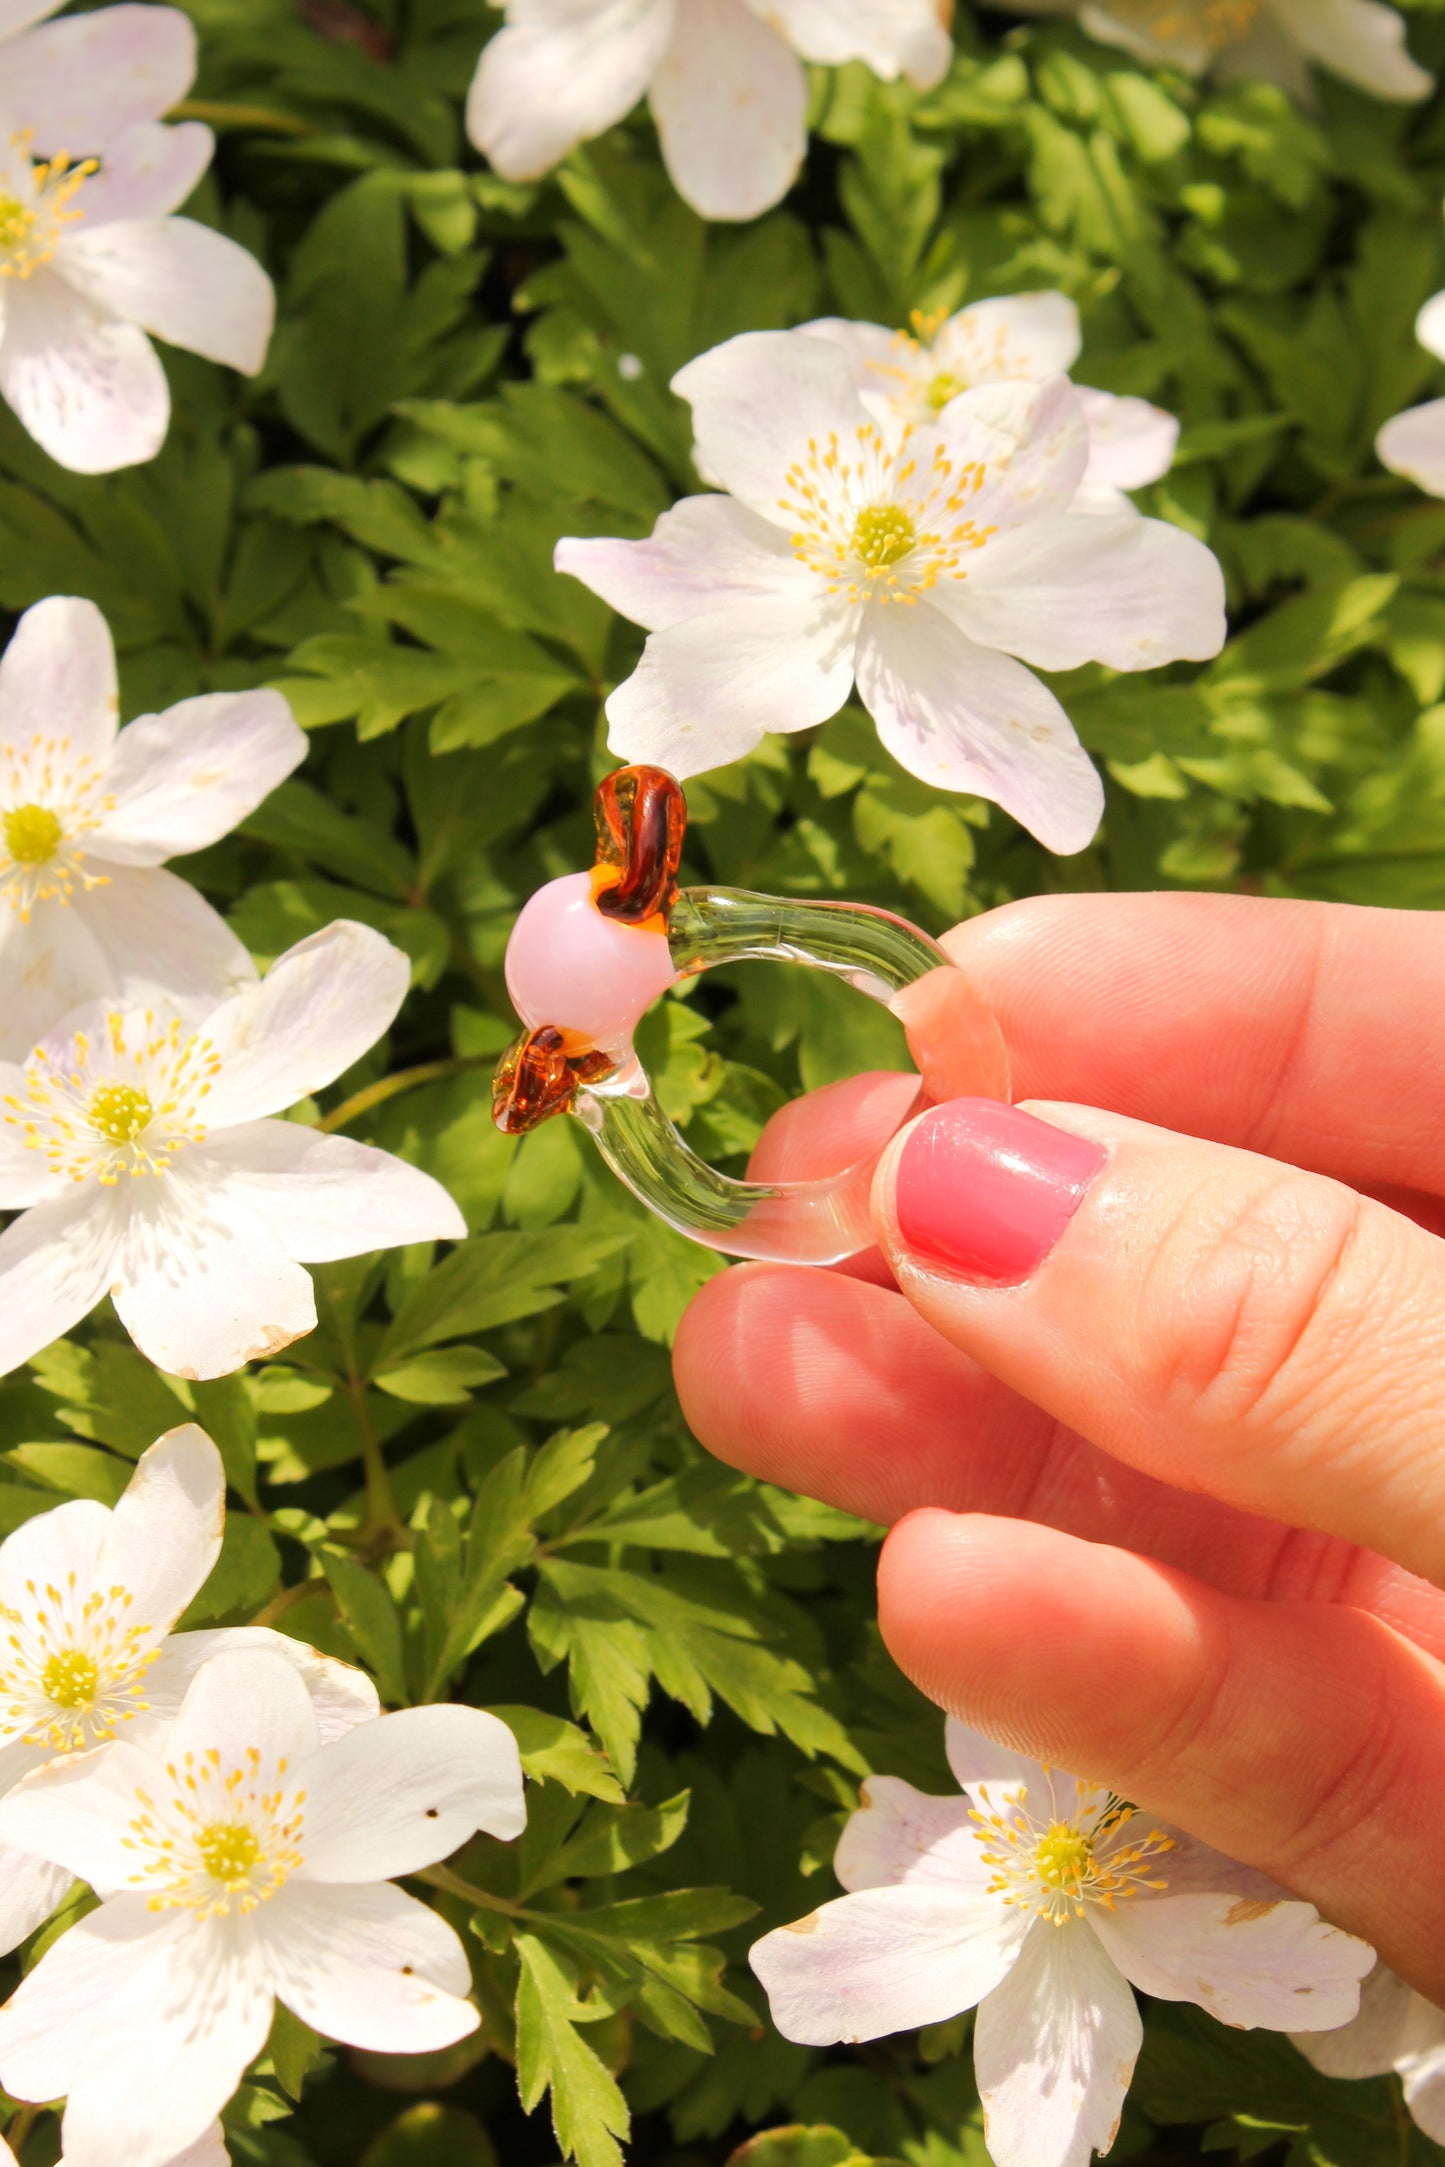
245,1324,305,1362
783,1913,821,1936
1225,1898,1280,1926
171,1366,200,1383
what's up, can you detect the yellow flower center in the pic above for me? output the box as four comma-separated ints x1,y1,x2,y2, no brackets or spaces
971,1777,1175,1925
0,193,35,255
3,1013,219,1187
3,803,62,865
42,1647,99,1710
926,370,967,412
783,420,996,607
0,141,96,279
1034,1826,1093,1891
852,503,918,570
128,1747,307,1918
199,1822,263,1885
88,1083,153,1146
0,1575,157,1753
1106,0,1264,50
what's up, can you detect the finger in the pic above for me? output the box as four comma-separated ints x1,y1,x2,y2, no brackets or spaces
747,1070,916,1287
876,1510,1445,1999
940,893,1445,1196
672,1263,1445,1658
870,1097,1445,1585
892,965,1011,1105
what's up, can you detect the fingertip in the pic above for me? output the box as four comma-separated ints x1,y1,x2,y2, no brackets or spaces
892,965,1011,1105
747,1069,919,1184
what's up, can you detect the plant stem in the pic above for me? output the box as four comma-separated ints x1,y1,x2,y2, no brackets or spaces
6,2108,37,2157
346,1375,408,1555
249,1578,329,1630
319,1057,470,1134
419,1863,524,1917
172,98,314,134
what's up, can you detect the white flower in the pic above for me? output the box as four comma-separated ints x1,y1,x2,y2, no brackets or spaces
0,596,306,1060
0,5,274,472
803,295,1180,514
556,330,1226,853
0,2130,228,2167
1377,291,1445,499
994,0,1431,103
0,1422,379,1958
0,1645,526,2167
0,922,467,1381
751,1721,1374,2167
466,0,955,223
1294,1966,1445,2145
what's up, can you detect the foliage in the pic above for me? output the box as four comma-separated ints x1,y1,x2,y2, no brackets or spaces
5,0,1445,2161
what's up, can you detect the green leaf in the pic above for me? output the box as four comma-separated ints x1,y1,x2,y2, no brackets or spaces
180,1517,282,1626
514,1933,630,2167
373,1345,506,1405
267,2004,326,2104
378,1231,632,1365
320,1548,408,1705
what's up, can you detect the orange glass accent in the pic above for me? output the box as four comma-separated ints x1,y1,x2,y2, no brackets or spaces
492,1026,616,1136
591,765,686,927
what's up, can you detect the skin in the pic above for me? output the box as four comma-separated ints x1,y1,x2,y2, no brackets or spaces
673,894,1445,2000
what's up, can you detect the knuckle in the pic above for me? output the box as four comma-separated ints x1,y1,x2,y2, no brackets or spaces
1135,1168,1382,1438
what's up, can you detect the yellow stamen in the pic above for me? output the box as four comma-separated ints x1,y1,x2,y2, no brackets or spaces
42,1648,99,1710
852,503,918,570
88,1083,153,1146
198,1823,262,1885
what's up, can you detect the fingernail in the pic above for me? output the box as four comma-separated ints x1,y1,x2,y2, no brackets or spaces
894,1099,1106,1283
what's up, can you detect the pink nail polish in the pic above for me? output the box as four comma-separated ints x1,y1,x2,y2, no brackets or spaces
894,1100,1106,1283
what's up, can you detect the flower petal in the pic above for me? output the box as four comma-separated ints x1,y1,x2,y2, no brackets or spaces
0,903,113,1072
0,1184,126,1381
0,1899,272,2167
63,869,259,1025
201,922,411,1130
974,1920,1142,2167
834,1774,990,1894
0,1497,111,1627
0,595,118,764
942,293,1082,383
165,2129,230,2167
1076,0,1209,67
1076,385,1179,494
1402,2043,1445,2144
557,494,813,631
300,1705,524,1882
938,508,1226,671
650,0,806,221
188,1123,466,1262
260,1880,477,2053
165,1644,321,1772
1267,0,1433,100
90,690,305,866
854,599,1104,854
762,0,953,84
95,1424,225,1635
606,592,859,778
72,122,214,225
0,1845,72,1957
944,1717,1041,1797
1,6,197,147
1094,1891,1373,2032
0,269,169,475
1378,398,1445,500
147,1629,380,1744
0,1740,157,1894
750,1884,1028,2045
1292,1964,1430,2079
465,0,674,181
56,219,274,377
931,376,1091,532
0,1,59,34
110,1167,318,1380
1418,292,1445,365
672,329,874,523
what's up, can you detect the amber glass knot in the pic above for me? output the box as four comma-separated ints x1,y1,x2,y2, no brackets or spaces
492,1025,616,1136
591,765,686,926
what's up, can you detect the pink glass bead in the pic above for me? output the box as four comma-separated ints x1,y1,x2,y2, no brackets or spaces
505,870,679,1059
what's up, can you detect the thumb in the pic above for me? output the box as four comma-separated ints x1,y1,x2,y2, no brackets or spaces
870,1097,1445,1586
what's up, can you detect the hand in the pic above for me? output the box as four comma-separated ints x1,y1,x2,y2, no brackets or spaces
674,893,1445,1999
